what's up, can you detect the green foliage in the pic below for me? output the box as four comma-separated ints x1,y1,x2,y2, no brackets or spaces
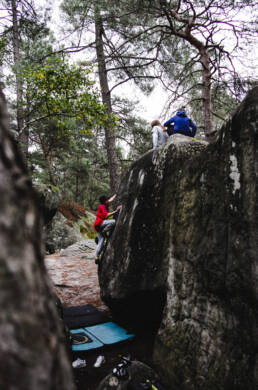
61,0,157,96
2,0,256,211
23,56,111,135
28,114,111,208
0,37,7,68
21,54,117,206
113,95,152,158
97,0,258,131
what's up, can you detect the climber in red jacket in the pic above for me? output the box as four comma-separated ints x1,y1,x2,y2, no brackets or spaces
94,194,121,263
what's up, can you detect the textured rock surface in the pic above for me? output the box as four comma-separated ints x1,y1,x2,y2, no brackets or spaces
60,238,96,258
45,239,107,311
45,211,83,253
45,209,96,254
96,360,161,390
99,87,258,390
36,184,61,225
0,90,75,389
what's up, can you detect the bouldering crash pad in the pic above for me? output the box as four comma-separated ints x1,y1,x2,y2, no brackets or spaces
70,322,135,351
70,328,104,351
86,322,135,345
63,304,108,329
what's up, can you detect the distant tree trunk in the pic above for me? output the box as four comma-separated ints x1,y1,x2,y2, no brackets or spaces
11,0,28,161
94,8,120,193
75,173,79,203
0,88,75,390
173,32,213,135
159,0,213,134
187,38,212,135
41,138,56,186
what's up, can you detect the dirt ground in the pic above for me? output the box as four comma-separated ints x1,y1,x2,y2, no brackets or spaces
45,247,157,390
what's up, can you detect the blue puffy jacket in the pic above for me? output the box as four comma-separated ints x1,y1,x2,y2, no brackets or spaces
164,110,197,137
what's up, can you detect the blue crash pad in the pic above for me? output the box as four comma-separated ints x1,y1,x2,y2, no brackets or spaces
85,322,134,345
70,328,104,351
70,322,135,351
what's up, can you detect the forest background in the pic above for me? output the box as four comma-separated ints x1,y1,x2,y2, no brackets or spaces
0,0,257,211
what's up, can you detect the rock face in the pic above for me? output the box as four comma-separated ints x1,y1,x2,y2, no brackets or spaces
45,211,83,253
60,239,96,257
36,184,61,225
45,204,96,254
96,360,161,390
0,90,75,389
99,87,258,390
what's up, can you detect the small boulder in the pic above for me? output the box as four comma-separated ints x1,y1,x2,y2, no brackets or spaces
35,184,61,225
97,360,163,390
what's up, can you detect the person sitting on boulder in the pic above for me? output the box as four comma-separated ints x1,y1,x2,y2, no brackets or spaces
94,194,121,264
151,119,168,149
164,107,197,138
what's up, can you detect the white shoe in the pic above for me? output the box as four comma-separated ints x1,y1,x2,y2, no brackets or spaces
72,358,86,368
94,355,105,368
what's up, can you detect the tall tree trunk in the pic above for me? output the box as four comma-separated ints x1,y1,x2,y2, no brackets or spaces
200,47,212,135
183,35,213,135
160,1,213,135
75,173,79,203
41,139,56,186
0,88,75,390
11,0,28,161
94,8,120,194
48,152,56,186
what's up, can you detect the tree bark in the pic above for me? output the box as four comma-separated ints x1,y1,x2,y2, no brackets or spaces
75,172,79,203
94,8,120,193
11,0,28,161
41,139,56,186
0,88,75,390
185,37,212,135
159,0,213,135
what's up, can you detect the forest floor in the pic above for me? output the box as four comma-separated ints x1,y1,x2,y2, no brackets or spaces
45,242,156,390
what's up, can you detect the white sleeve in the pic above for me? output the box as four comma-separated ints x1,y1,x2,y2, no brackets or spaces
152,127,159,148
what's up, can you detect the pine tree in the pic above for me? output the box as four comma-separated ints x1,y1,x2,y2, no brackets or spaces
0,0,52,160
105,0,258,135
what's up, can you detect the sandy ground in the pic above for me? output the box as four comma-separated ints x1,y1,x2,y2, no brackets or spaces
45,249,108,311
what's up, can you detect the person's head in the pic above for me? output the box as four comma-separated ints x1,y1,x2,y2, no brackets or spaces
177,107,187,117
179,106,186,113
151,119,161,128
99,195,108,204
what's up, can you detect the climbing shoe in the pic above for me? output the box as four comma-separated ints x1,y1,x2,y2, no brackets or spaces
112,355,131,380
112,364,129,380
95,256,100,265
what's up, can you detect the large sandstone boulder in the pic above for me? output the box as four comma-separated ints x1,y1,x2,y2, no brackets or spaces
36,184,61,225
98,87,258,390
45,204,96,254
44,211,82,253
0,90,75,389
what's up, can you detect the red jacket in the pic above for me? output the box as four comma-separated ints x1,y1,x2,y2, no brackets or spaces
94,204,109,231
